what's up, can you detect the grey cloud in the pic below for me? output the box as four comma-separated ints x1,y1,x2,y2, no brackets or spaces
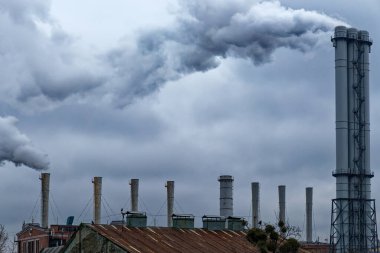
0,0,346,109
0,0,104,109
0,0,49,24
0,116,49,170
105,0,345,107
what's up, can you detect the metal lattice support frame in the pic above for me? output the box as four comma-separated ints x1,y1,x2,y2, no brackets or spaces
330,198,379,253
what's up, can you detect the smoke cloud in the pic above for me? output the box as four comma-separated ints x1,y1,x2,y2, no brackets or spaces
0,0,105,109
0,0,346,108
0,116,49,170
106,0,346,106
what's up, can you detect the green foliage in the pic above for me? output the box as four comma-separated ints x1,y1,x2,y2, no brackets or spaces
278,238,300,253
246,228,267,243
257,241,268,253
265,225,275,234
269,231,279,241
267,240,278,252
246,222,301,253
280,226,287,234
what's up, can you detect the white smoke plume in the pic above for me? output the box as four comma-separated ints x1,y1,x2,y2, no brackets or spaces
0,0,346,108
0,116,49,170
105,0,347,106
0,0,105,109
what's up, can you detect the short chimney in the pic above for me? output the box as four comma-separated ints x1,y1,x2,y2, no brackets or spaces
218,175,234,217
278,185,286,223
40,173,50,228
130,179,139,212
251,182,260,228
166,181,174,227
93,177,102,224
306,187,313,242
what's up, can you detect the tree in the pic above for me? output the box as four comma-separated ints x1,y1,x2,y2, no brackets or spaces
0,225,9,253
246,222,301,253
278,238,300,253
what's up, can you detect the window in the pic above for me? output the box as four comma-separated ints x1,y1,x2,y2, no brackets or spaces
27,241,34,253
35,240,40,253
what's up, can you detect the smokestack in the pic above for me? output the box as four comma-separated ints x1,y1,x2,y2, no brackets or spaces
166,181,174,227
130,179,139,212
330,26,378,252
278,185,286,223
93,177,102,224
40,173,50,228
218,175,234,217
306,187,313,242
251,182,260,228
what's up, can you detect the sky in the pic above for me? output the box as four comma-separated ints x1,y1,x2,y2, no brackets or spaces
0,0,379,243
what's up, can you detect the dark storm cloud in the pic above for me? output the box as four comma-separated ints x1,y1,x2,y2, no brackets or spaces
0,116,49,170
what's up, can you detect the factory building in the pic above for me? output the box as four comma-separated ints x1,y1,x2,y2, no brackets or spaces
16,173,78,253
16,223,78,253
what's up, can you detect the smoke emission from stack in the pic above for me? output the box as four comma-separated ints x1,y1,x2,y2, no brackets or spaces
0,0,346,108
104,0,347,107
0,116,49,170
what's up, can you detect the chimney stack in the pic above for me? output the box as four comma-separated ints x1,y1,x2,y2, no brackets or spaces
166,181,174,227
218,175,234,217
306,187,313,242
278,185,286,223
40,173,50,228
251,182,260,228
130,179,139,212
93,177,102,224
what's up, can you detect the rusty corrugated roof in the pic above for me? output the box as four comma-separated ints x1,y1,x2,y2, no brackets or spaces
87,224,259,253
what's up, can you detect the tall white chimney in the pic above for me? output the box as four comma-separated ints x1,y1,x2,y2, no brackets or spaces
130,179,139,212
166,181,174,227
218,175,233,217
40,173,50,228
93,177,102,224
278,185,286,223
306,187,313,242
251,182,260,228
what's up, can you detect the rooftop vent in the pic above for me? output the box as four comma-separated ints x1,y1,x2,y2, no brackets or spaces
172,214,194,229
66,216,74,226
227,216,247,231
110,220,124,225
125,211,147,228
202,215,226,230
